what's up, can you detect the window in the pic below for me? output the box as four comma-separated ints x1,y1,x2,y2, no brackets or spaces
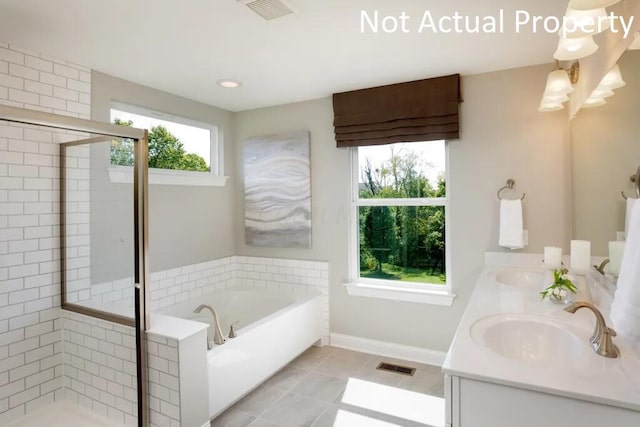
107,102,227,186
347,141,454,305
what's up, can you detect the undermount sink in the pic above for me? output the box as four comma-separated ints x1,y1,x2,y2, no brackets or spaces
470,314,584,368
494,269,545,287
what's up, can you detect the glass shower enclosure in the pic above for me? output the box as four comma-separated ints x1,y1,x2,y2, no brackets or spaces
0,105,151,427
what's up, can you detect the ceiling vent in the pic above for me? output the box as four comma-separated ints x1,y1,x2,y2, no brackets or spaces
240,0,294,21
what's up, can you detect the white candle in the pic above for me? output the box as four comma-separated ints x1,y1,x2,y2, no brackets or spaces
544,246,563,269
609,241,625,277
570,240,591,275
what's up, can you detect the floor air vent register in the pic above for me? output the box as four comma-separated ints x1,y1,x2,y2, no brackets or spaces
241,0,294,21
376,362,417,376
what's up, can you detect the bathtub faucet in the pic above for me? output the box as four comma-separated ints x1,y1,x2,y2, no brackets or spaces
193,304,227,348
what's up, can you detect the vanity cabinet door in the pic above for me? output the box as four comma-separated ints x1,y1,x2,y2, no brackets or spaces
456,377,640,427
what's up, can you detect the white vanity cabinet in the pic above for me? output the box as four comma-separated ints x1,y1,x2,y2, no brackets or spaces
444,374,640,427
442,255,640,427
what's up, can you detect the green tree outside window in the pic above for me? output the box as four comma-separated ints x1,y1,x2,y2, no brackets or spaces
111,118,210,172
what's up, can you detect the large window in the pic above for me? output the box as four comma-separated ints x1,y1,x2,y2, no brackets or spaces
349,141,452,304
108,103,225,186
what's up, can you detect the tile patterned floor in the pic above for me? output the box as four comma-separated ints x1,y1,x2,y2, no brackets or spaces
210,346,445,427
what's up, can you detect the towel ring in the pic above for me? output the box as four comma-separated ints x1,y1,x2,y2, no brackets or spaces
621,167,640,200
497,179,525,201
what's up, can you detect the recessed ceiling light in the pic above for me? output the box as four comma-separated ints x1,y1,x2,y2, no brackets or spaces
217,79,241,88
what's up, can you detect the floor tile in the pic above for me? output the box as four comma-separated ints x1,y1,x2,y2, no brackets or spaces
396,363,443,395
264,366,309,391
233,385,287,417
214,347,445,427
288,346,332,370
426,379,445,398
260,393,328,427
313,403,431,427
247,419,282,427
328,347,373,363
313,355,367,379
352,357,406,388
291,372,348,402
211,408,256,427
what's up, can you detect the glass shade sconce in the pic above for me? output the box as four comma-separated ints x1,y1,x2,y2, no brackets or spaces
583,63,626,108
554,35,599,61
540,0,627,112
538,62,579,112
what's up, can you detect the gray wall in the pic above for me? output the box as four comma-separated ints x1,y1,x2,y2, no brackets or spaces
233,63,570,352
571,50,640,256
91,72,236,281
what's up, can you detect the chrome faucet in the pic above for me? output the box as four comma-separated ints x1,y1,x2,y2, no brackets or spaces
564,301,619,358
193,304,226,349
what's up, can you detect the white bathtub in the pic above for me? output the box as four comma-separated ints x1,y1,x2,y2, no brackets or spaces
165,287,323,418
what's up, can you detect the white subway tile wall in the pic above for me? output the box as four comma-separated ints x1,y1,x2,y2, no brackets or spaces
62,312,137,426
0,41,331,426
89,256,331,344
150,256,236,311
0,43,92,425
147,333,181,427
63,312,182,427
235,256,330,344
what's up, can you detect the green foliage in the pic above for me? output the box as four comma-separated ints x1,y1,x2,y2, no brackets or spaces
111,119,210,172
180,153,209,172
110,119,135,166
359,147,446,285
540,268,578,301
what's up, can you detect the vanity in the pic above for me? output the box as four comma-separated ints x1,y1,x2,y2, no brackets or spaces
442,253,640,427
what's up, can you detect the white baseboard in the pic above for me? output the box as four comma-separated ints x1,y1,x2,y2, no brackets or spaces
329,333,447,367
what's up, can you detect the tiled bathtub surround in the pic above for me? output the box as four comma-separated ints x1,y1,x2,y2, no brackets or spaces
235,256,330,344
150,256,236,311
87,256,331,344
156,255,330,343
0,42,91,424
63,311,201,427
62,312,137,426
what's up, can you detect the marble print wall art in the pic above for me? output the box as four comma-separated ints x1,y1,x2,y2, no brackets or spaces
244,131,311,248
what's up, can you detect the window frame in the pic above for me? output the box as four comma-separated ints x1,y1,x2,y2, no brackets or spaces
345,141,455,306
107,101,228,187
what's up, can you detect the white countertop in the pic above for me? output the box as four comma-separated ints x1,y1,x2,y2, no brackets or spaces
442,253,640,412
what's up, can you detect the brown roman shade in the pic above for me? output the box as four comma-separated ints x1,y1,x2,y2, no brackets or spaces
333,74,462,147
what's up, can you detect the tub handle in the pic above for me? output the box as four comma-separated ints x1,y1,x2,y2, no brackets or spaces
229,321,239,339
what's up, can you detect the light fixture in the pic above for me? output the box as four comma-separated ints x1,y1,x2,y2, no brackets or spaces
538,62,579,112
217,79,241,88
581,62,625,109
543,66,578,96
567,0,621,10
562,8,610,38
598,64,626,90
539,100,565,112
545,93,571,103
554,35,599,61
539,0,626,113
591,88,615,98
583,95,607,108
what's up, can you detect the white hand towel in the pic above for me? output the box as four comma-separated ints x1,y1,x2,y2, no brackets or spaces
498,199,524,250
611,200,640,342
625,197,637,240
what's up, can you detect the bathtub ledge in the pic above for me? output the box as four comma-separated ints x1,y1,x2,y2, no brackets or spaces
148,312,208,341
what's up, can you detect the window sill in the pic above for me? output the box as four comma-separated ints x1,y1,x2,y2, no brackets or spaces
344,281,456,306
108,166,229,187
